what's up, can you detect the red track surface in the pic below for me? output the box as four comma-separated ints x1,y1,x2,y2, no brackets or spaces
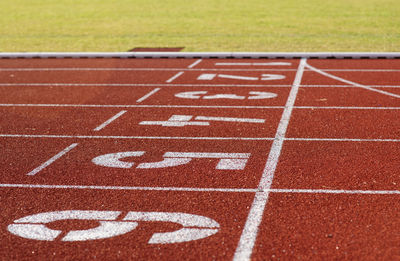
0,58,399,260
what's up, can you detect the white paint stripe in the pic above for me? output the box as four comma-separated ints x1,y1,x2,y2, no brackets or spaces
164,152,250,158
0,103,284,109
0,83,292,87
5,181,400,195
234,58,307,261
195,116,265,123
3,67,400,72
1,104,400,110
5,83,398,88
187,59,202,68
285,138,400,142
3,182,400,195
0,134,274,141
269,188,400,195
2,134,400,142
136,88,161,103
166,72,184,83
218,74,259,81
298,85,400,88
0,183,257,193
93,110,127,131
26,143,78,176
306,63,400,99
215,62,292,66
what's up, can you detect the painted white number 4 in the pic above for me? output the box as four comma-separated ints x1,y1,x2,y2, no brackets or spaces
8,210,219,244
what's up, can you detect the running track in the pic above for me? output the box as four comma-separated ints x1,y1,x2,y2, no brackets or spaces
1,57,400,260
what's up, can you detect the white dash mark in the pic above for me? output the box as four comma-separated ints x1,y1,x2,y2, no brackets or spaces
166,72,184,83
26,143,78,176
197,74,217,80
93,110,127,131
136,88,161,103
233,58,307,261
188,59,202,68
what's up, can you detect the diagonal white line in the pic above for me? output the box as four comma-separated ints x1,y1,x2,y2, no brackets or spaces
187,59,202,68
306,63,400,99
26,143,78,176
93,110,127,131
233,58,307,261
166,71,184,83
136,88,161,103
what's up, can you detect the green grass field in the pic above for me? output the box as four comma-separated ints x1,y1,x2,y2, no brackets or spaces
1,0,399,52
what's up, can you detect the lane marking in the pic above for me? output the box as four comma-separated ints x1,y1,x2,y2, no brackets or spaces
8,210,219,243
195,116,265,123
136,88,161,103
187,59,202,68
26,143,78,176
0,104,285,109
2,67,400,72
2,134,400,142
0,83,292,87
0,183,258,193
302,85,400,88
1,104,400,110
1,83,400,88
93,110,127,131
270,188,400,195
0,67,298,72
3,183,400,195
174,91,278,100
0,134,274,141
234,58,307,261
93,151,251,170
306,63,400,99
285,138,400,142
139,115,265,127
197,73,286,81
215,62,292,66
166,72,184,83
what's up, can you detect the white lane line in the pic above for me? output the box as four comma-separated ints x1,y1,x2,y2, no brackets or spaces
0,67,297,72
306,63,400,99
0,134,274,141
285,138,400,142
234,58,307,261
215,62,292,66
188,59,202,68
2,134,400,142
136,88,161,103
0,183,257,193
0,103,285,109
93,110,127,131
2,183,400,195
269,188,400,195
0,83,292,87
166,72,184,83
302,85,400,88
26,143,78,176
1,83,400,88
1,104,400,110
2,67,400,72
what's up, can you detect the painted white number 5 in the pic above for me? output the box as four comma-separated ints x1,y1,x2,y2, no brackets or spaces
8,210,220,244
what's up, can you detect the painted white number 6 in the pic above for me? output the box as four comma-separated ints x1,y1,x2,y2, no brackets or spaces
8,210,220,244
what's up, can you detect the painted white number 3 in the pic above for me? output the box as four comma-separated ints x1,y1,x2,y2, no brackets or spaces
8,210,219,244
